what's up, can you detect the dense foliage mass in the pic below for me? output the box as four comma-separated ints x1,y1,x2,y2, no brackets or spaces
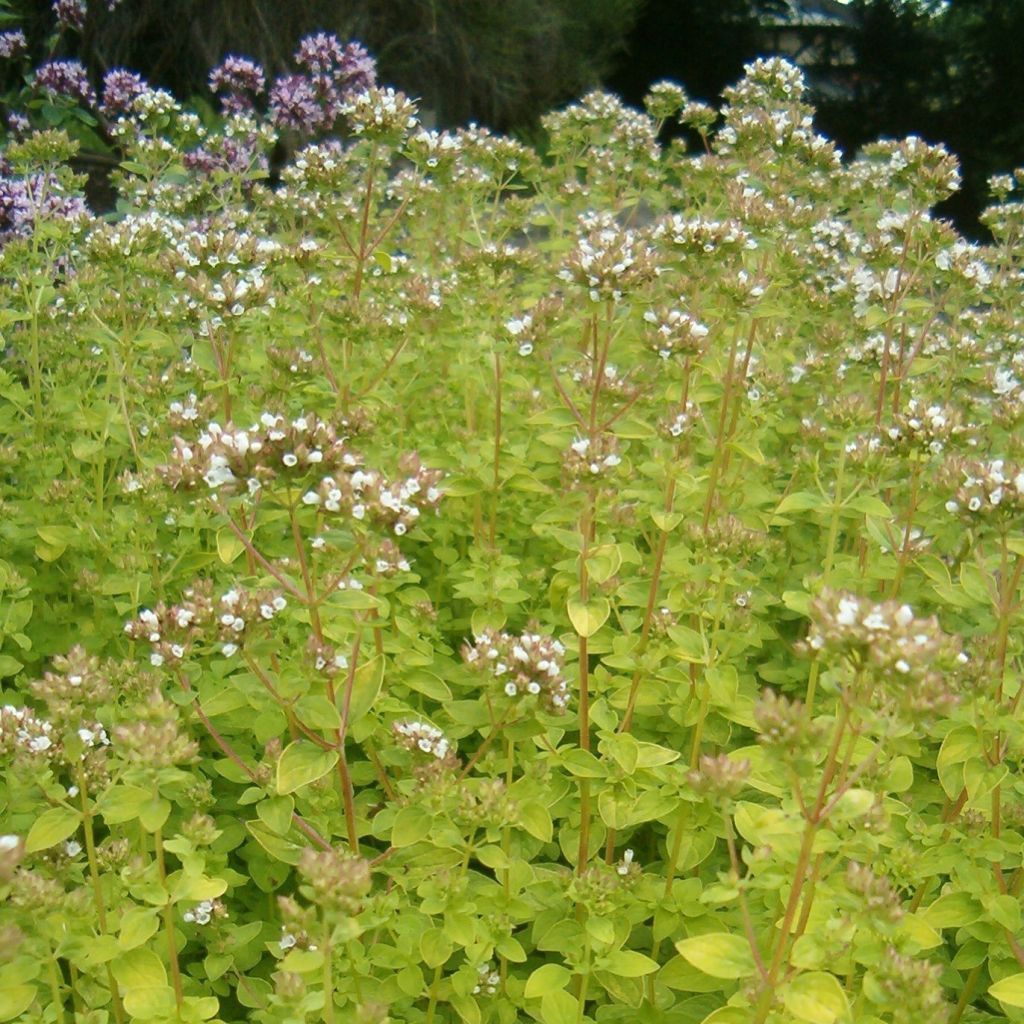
2,34,1024,1024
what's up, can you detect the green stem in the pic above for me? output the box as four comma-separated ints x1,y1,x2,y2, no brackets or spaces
322,920,335,1024
78,771,126,1024
48,948,66,1024
154,827,184,1014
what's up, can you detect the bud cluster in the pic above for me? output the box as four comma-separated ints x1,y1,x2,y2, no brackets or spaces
296,847,372,916
687,752,750,802
461,628,569,714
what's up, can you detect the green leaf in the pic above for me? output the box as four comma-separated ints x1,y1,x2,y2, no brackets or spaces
586,544,622,584
419,929,452,968
524,964,572,998
216,526,245,564
774,491,824,515
0,986,36,1022
245,821,302,865
540,989,577,1024
781,972,850,1023
567,596,610,637
651,508,685,532
0,655,23,677
343,653,385,725
601,950,659,977
256,795,295,835
97,785,152,825
990,973,1024,1008
113,948,167,991
674,933,756,979
276,741,339,795
25,806,80,853
391,806,433,847
118,907,160,950
518,801,553,842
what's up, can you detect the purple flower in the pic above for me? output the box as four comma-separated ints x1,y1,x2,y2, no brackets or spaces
0,173,88,248
0,178,32,244
336,42,376,94
52,0,86,31
100,68,147,116
0,30,27,59
269,74,326,135
35,59,96,107
209,56,266,114
295,32,347,76
6,113,30,138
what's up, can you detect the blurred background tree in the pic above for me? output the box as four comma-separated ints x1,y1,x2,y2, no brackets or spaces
5,0,641,129
4,0,1023,234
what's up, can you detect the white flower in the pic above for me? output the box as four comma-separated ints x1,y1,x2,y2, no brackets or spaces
0,835,20,852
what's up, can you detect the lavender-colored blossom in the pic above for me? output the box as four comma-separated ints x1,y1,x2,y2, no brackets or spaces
53,0,86,31
269,73,325,135
35,59,96,107
6,113,30,138
0,178,33,244
0,173,89,248
336,41,376,94
209,56,266,114
0,30,27,60
295,32,347,76
101,68,147,116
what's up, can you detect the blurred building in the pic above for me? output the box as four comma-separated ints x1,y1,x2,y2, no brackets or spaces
757,0,859,99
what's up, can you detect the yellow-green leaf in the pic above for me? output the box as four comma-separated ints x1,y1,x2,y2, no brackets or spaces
276,741,339,795
990,973,1024,1007
674,933,755,980
0,985,36,1022
781,971,850,1023
216,526,245,564
567,596,610,637
25,806,80,853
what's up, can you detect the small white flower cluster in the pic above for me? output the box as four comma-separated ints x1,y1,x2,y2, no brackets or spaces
934,240,993,287
643,305,709,359
407,127,460,172
564,434,622,480
662,401,699,440
942,457,1024,517
217,588,287,658
183,900,220,925
505,314,538,357
76,723,111,748
472,962,501,997
807,590,962,684
0,705,56,756
558,211,658,303
884,399,972,457
125,581,285,664
168,393,202,425
342,86,418,141
304,452,444,537
392,720,452,761
653,214,756,258
462,629,569,714
160,412,359,495
616,848,638,877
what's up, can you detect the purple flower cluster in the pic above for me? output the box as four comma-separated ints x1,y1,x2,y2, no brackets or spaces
209,56,266,114
0,30,27,59
35,59,96,107
0,173,89,248
53,0,86,31
268,74,324,135
100,68,147,116
268,34,376,136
